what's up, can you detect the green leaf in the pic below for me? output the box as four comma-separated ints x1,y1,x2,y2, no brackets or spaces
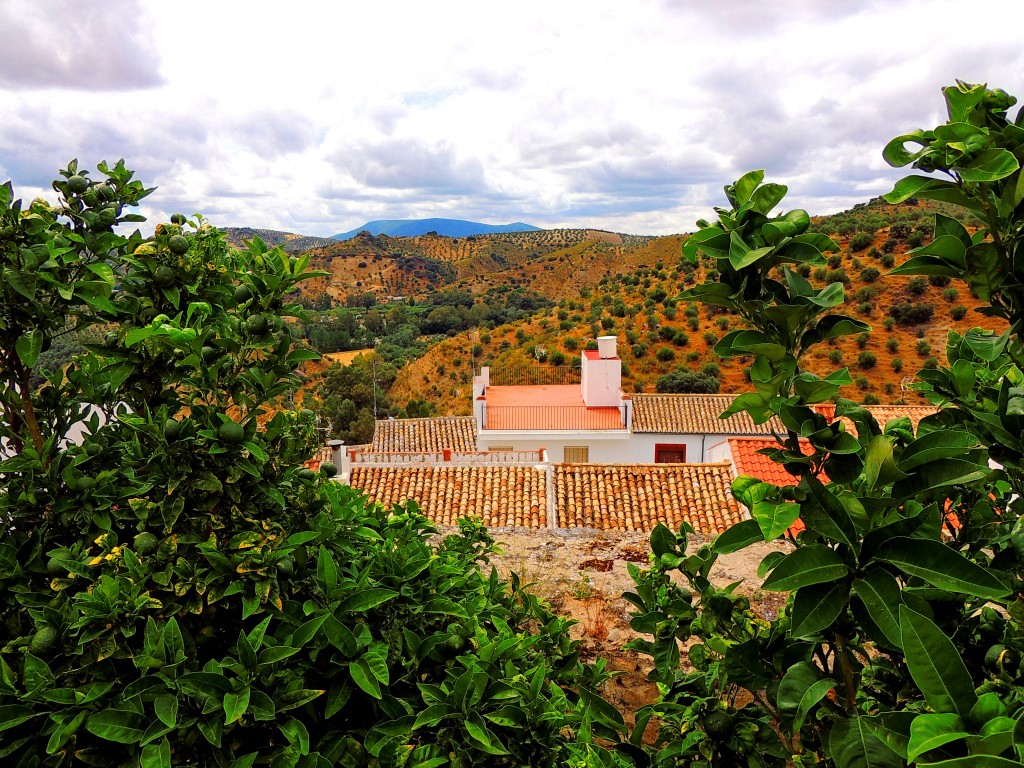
752,500,801,541
761,545,848,592
15,330,43,368
413,704,457,730
223,687,250,724
876,538,1010,600
790,582,847,639
0,705,37,732
828,716,903,768
899,606,976,717
650,523,676,557
851,569,903,648
794,679,835,732
153,695,178,728
898,430,981,471
713,519,764,554
958,147,1019,182
730,170,764,206
777,662,820,719
350,658,381,699
924,758,1024,767
802,475,857,546
862,436,909,492
140,739,171,768
907,713,968,762
337,588,399,614
86,708,149,744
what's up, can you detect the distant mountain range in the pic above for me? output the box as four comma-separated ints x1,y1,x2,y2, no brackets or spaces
332,218,541,240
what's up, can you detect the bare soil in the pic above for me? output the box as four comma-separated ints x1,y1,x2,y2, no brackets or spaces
479,527,792,730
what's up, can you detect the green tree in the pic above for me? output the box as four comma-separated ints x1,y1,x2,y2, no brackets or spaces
0,164,625,767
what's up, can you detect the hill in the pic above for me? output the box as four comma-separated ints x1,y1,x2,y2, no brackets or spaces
220,227,336,253
332,218,542,240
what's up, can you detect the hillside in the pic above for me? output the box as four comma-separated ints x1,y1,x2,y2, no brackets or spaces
332,218,541,240
221,227,336,253
384,198,1004,414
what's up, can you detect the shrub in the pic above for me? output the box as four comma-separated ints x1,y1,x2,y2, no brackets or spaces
883,317,896,331
673,330,689,346
907,276,927,295
828,349,843,364
858,351,877,368
685,350,700,362
951,304,968,320
849,231,874,251
880,252,896,268
855,374,870,389
0,165,616,766
916,339,931,356
889,301,935,325
862,393,881,404
891,357,903,372
856,301,874,315
702,331,718,346
563,337,579,351
827,253,843,268
632,341,649,358
929,274,952,287
856,331,871,349
655,369,720,393
656,346,676,362
942,286,960,302
886,337,900,353
701,362,721,378
859,266,880,283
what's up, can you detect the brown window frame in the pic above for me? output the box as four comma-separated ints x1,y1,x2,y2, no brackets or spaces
654,443,687,463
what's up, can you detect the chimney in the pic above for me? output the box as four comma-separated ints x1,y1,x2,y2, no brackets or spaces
581,336,622,407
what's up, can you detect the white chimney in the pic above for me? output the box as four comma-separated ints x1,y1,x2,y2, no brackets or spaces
597,336,617,359
581,337,622,407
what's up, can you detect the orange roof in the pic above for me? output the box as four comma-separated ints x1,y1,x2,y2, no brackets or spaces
371,417,477,452
728,437,828,486
864,405,937,433
348,465,548,528
630,394,784,435
483,385,625,430
553,463,743,534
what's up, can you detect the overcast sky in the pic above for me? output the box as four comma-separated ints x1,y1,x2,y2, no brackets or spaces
1,1,1021,237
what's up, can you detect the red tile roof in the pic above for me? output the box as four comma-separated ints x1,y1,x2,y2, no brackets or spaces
553,463,743,534
348,465,548,528
371,417,477,452
630,394,784,435
728,437,828,487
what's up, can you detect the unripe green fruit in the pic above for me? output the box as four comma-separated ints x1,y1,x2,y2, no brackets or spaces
66,175,89,194
29,626,60,657
298,468,316,481
233,285,252,304
218,421,245,445
320,462,338,478
168,235,189,255
85,441,103,456
276,558,295,576
170,213,186,225
133,532,159,555
153,266,176,287
164,418,183,441
75,477,96,492
246,315,269,335
201,346,218,363
46,556,66,578
703,710,734,739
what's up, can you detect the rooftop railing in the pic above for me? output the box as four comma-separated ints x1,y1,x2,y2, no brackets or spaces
482,365,582,387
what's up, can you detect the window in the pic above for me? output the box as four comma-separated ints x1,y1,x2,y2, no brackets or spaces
564,446,589,463
655,443,686,463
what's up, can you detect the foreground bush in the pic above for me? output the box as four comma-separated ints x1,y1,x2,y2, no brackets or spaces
621,82,1024,767
0,165,622,767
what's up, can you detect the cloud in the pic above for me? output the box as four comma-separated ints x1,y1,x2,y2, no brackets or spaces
0,1,163,91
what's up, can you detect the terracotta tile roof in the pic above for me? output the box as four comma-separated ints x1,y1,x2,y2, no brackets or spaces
630,394,784,435
371,417,477,452
728,437,828,487
864,405,937,433
553,463,743,534
347,465,547,528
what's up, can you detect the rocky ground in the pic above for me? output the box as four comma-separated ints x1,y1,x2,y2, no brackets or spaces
476,527,792,730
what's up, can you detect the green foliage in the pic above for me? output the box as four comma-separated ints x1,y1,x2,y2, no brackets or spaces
655,369,720,394
850,231,874,251
629,95,1024,765
0,164,624,767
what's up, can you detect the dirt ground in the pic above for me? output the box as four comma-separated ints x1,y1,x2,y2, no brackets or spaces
476,527,792,729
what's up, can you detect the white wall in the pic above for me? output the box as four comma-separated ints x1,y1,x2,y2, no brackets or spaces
477,433,631,463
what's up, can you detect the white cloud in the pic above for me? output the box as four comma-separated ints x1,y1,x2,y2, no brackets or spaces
0,0,1022,236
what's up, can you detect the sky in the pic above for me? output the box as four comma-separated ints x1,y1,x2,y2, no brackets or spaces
1,0,1022,238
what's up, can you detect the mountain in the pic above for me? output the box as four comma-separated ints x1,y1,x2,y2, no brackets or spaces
332,218,541,240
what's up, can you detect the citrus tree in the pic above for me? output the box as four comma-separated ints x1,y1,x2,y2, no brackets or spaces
622,81,1024,768
0,164,625,767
